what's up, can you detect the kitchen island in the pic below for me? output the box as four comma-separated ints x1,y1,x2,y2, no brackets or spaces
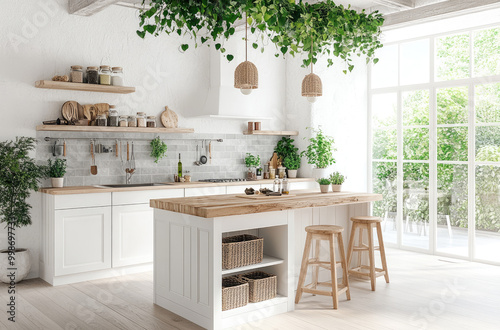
150,191,382,329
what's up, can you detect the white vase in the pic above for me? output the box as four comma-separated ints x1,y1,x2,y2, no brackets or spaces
331,184,342,192
288,169,298,178
51,177,64,188
319,184,330,193
0,249,31,283
313,168,330,180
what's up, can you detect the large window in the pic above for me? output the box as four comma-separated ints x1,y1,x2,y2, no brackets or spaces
369,25,500,264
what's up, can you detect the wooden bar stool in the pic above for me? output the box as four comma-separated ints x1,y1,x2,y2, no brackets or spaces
295,225,350,309
347,216,389,291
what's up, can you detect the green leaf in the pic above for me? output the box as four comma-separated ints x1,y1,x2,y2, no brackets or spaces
252,43,258,49
144,25,156,34
227,54,234,61
215,43,221,50
181,44,189,52
136,30,146,39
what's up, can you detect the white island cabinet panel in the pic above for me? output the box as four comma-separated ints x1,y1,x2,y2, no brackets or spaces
54,193,111,210
112,204,154,268
54,206,111,276
185,186,226,197
112,188,184,205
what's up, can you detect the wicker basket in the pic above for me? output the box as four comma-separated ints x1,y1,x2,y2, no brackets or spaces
222,234,263,269
222,276,249,311
240,271,277,303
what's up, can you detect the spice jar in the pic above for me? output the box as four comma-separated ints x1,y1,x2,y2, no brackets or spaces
108,106,118,127
119,115,128,127
96,114,107,126
70,65,83,83
111,67,124,86
136,112,146,127
278,166,286,179
99,65,111,85
146,115,156,128
128,115,137,127
87,66,99,84
269,166,275,179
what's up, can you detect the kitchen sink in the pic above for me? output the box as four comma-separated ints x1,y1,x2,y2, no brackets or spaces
95,183,174,188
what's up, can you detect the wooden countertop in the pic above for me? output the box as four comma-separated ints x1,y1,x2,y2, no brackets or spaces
39,178,315,195
150,191,383,218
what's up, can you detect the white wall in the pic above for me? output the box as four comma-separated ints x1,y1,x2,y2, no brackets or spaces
0,0,369,279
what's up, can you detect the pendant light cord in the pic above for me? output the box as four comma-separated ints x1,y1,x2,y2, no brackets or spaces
245,12,248,62
310,38,313,74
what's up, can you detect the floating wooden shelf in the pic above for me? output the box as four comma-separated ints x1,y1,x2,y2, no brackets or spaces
36,125,194,134
221,255,284,276
243,130,299,136
35,80,135,94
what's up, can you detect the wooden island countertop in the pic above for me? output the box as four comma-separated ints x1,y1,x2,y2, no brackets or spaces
150,191,382,218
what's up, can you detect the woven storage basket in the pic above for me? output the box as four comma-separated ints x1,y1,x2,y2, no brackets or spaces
222,234,264,269
222,276,249,311
240,271,277,303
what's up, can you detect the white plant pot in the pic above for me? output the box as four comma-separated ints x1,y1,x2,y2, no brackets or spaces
319,184,330,193
331,184,342,192
313,168,330,180
0,249,31,283
51,177,64,188
287,169,298,178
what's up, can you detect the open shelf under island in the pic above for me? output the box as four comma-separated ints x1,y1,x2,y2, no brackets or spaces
150,191,382,329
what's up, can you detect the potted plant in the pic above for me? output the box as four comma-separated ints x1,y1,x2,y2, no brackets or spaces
330,172,346,192
0,137,47,283
317,178,331,193
283,153,301,178
47,158,67,188
302,127,336,179
245,153,261,181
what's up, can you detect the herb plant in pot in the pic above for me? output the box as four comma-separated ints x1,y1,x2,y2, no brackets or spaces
317,178,331,193
330,172,346,192
302,128,336,179
283,153,301,178
0,137,47,283
245,153,261,181
48,158,67,188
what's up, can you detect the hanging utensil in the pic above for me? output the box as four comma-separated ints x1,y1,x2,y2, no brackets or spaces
209,141,212,164
115,139,119,158
90,140,98,175
130,141,136,173
200,140,207,165
63,139,67,157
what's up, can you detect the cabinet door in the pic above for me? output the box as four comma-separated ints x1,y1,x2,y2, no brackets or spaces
112,204,153,267
55,207,111,276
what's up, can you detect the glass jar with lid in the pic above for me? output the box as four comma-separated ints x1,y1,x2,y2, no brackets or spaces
111,67,124,86
70,65,83,83
119,115,128,127
146,115,156,128
99,65,111,85
96,114,107,126
87,66,99,84
136,112,146,127
108,105,118,127
128,115,137,127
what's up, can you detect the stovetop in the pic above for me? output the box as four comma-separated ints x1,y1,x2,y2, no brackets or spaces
198,178,247,183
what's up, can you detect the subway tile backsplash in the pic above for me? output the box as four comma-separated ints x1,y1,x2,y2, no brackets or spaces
36,132,280,186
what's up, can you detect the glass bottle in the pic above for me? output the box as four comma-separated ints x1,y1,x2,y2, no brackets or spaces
108,106,118,127
111,67,124,86
282,175,290,194
86,66,99,84
178,153,183,178
273,177,282,193
99,65,111,85
136,112,146,127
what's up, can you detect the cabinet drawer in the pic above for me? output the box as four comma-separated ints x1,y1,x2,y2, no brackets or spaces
112,189,184,205
54,193,111,210
185,186,226,197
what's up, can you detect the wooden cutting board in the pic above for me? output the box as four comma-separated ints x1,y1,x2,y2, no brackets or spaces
161,106,179,128
61,101,81,123
236,194,296,199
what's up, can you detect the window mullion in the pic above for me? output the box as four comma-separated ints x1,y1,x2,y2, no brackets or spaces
429,36,437,254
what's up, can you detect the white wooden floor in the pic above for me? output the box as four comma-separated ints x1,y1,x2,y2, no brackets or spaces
1,248,499,330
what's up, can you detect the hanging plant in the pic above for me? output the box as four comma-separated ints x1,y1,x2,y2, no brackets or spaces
137,0,384,72
150,137,168,163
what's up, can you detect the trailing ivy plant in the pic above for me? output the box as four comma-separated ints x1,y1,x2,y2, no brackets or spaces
137,0,384,72
150,137,168,163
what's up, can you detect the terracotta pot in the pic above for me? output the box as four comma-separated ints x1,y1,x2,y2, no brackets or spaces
319,184,330,193
0,249,31,283
51,177,64,188
287,169,298,178
331,184,342,192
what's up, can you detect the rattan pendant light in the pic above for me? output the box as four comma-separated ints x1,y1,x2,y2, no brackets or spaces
234,13,258,95
301,40,322,103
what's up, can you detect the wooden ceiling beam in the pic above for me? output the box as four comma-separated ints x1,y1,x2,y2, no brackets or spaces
69,0,120,16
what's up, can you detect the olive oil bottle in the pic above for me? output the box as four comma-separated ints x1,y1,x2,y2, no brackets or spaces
178,153,183,178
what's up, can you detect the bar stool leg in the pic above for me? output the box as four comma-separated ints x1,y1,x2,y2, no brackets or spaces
366,223,376,291
376,222,390,283
347,222,357,269
336,232,350,300
311,239,321,292
357,226,363,267
329,235,339,309
295,233,313,304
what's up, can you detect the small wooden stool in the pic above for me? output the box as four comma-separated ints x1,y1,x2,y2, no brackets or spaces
347,216,389,291
295,225,350,309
